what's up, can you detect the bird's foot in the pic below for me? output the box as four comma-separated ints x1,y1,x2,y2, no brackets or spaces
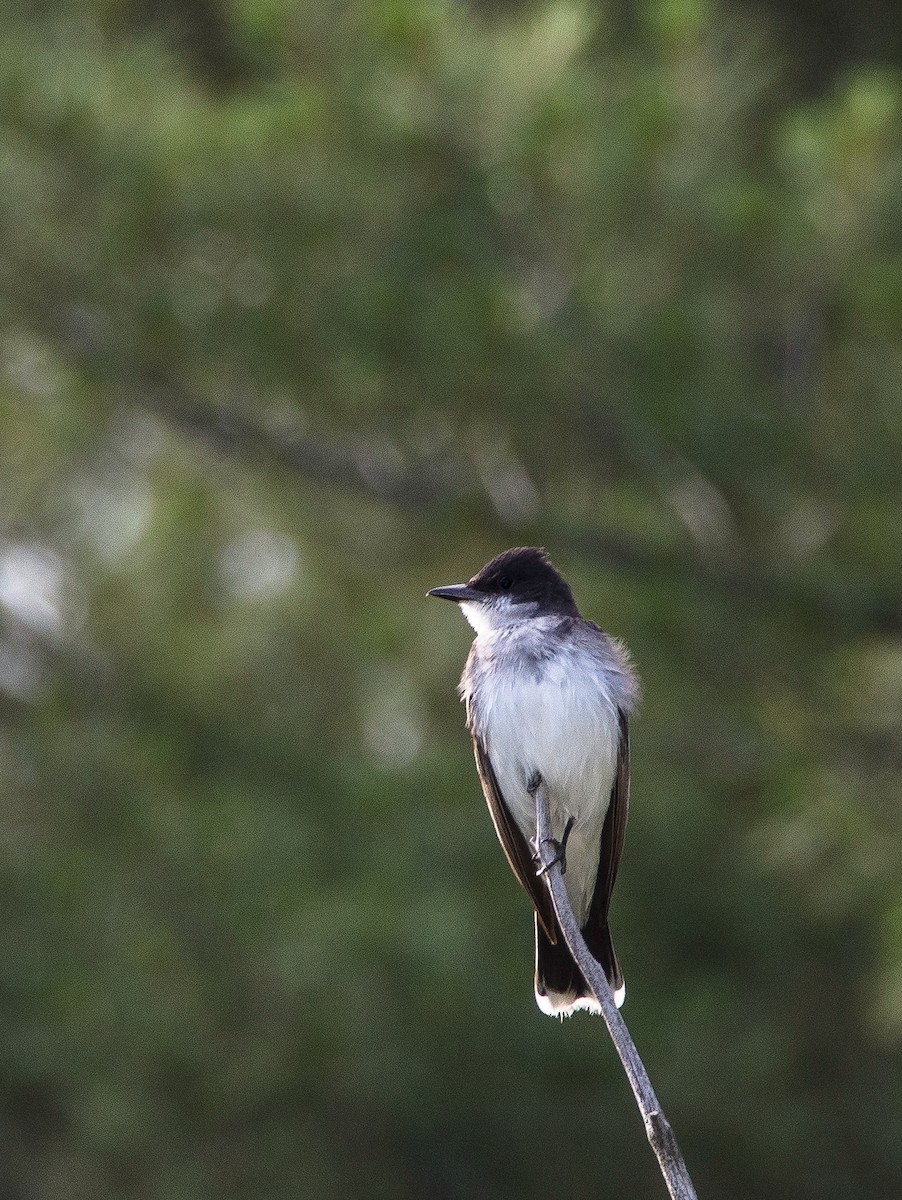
533,815,575,878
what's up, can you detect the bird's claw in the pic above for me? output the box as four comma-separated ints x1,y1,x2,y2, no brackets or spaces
532,815,575,877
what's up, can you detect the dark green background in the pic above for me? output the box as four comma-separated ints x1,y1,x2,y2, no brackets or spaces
2,2,901,1197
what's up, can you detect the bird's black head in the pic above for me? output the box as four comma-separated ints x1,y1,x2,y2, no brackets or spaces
428,547,579,618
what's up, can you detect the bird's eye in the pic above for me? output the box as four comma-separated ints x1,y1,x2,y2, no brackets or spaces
498,577,513,590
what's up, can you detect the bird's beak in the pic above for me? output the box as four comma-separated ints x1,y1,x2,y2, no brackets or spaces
427,584,483,603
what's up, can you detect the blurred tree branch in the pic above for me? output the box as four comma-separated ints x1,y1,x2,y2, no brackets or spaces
129,0,258,93
12,280,902,641
533,779,699,1200
139,372,463,508
135,377,900,639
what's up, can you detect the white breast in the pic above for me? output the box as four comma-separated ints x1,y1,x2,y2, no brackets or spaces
475,635,620,922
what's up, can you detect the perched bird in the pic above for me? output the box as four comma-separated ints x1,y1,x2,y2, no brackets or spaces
428,547,639,1016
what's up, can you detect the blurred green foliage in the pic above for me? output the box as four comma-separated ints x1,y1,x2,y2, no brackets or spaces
1,2,901,1198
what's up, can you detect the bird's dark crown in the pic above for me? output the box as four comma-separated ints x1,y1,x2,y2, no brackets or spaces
469,547,579,615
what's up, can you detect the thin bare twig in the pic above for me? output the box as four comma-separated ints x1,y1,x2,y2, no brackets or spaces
533,780,698,1200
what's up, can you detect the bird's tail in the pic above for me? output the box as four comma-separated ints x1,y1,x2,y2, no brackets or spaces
533,914,625,1017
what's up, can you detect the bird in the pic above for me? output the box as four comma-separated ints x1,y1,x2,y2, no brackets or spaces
428,547,639,1016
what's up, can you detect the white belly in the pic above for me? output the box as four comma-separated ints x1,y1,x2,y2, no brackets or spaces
479,652,619,922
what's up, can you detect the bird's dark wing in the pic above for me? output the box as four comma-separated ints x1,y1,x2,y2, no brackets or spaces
469,732,558,943
588,708,630,928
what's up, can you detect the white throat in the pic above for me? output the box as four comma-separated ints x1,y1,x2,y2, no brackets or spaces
460,596,535,637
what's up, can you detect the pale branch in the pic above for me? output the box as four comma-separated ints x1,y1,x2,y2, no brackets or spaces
533,780,698,1200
